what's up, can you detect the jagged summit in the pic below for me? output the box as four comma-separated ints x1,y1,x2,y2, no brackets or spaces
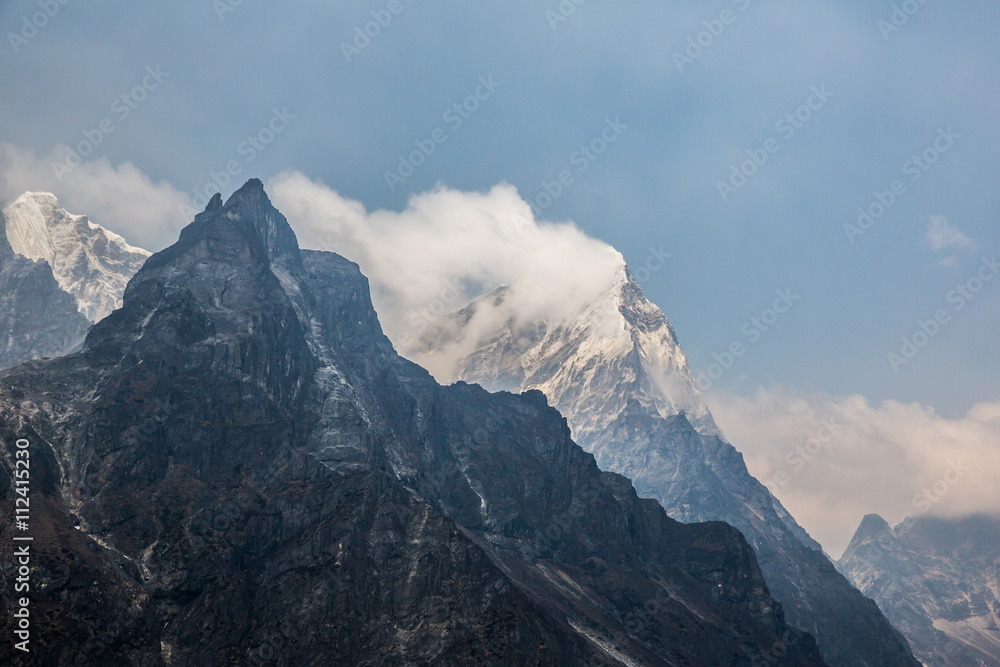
2,191,150,322
858,513,892,537
204,191,224,213
838,514,894,565
159,179,300,273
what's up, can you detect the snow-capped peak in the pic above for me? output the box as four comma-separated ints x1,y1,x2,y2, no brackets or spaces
404,260,718,440
3,192,151,322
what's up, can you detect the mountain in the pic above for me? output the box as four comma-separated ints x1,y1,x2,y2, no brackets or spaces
406,265,919,666
0,207,90,369
3,192,150,323
838,514,1000,666
0,180,824,665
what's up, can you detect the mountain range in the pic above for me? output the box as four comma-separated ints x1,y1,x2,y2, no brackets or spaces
7,180,993,665
4,192,150,323
0,180,825,665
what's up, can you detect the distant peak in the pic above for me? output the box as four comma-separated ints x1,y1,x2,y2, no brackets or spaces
0,208,11,255
841,514,893,558
859,514,891,534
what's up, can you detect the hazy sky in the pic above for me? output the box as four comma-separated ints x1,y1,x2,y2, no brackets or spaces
2,1,997,553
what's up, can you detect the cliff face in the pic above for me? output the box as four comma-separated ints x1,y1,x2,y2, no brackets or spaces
0,181,824,666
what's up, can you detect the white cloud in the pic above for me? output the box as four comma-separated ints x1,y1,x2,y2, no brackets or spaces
925,215,975,252
707,386,1000,558
267,170,624,380
0,143,193,251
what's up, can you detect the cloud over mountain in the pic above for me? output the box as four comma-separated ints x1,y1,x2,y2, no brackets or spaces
0,143,192,251
268,170,624,378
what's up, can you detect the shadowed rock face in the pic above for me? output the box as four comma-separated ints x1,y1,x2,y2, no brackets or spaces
839,514,1000,666
0,208,90,370
0,180,824,666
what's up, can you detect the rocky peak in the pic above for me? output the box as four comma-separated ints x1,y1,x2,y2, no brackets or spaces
156,179,300,277
0,207,13,256
855,514,892,542
224,177,301,267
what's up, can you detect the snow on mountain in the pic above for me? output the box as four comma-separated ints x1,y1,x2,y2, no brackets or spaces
411,264,717,438
403,259,919,667
838,514,1000,666
0,207,90,369
3,192,150,322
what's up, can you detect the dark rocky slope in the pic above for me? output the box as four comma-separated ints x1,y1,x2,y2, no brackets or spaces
0,181,824,665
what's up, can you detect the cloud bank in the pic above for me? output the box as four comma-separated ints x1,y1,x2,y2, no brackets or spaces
268,170,624,379
0,143,193,251
707,386,1000,557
